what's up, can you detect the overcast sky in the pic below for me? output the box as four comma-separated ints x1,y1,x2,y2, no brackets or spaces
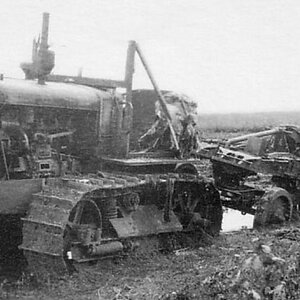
1,0,300,113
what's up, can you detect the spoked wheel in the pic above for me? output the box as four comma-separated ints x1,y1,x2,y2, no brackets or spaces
172,185,201,228
254,187,293,227
170,179,222,236
65,199,103,272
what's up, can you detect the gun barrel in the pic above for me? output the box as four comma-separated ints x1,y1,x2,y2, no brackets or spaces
225,128,280,147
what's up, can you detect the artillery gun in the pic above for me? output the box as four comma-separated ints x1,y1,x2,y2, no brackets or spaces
210,125,300,226
0,13,222,278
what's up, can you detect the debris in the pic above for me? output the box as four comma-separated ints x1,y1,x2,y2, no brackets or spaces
273,282,286,300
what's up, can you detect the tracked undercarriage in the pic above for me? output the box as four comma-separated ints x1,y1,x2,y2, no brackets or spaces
21,174,149,277
20,170,221,279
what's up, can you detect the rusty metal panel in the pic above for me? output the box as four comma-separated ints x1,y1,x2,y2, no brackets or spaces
110,205,182,238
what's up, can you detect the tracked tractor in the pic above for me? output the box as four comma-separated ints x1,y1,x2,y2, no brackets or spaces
0,13,222,278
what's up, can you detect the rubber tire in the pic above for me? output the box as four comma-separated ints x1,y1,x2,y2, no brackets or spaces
254,187,293,228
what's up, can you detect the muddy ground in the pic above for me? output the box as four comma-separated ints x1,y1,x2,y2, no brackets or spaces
1,223,300,300
1,126,299,299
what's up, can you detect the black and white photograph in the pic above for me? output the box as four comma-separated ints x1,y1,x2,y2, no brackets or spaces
0,1,300,299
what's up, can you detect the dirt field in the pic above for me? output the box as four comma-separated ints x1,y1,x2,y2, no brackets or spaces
0,223,299,300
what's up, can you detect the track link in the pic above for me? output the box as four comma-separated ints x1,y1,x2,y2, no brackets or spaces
20,178,90,279
20,171,222,280
20,175,143,280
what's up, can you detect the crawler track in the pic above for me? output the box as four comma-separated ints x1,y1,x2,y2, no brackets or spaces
20,175,144,279
21,178,91,278
20,172,222,280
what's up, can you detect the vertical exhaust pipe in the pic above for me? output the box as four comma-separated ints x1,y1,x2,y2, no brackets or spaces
124,41,136,104
38,12,50,84
40,12,49,51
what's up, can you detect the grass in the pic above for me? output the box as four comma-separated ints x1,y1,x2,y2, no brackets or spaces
197,110,300,132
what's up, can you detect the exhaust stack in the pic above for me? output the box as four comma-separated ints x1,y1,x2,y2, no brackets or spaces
20,12,55,84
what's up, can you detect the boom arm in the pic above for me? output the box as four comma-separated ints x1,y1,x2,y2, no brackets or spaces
134,42,180,152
